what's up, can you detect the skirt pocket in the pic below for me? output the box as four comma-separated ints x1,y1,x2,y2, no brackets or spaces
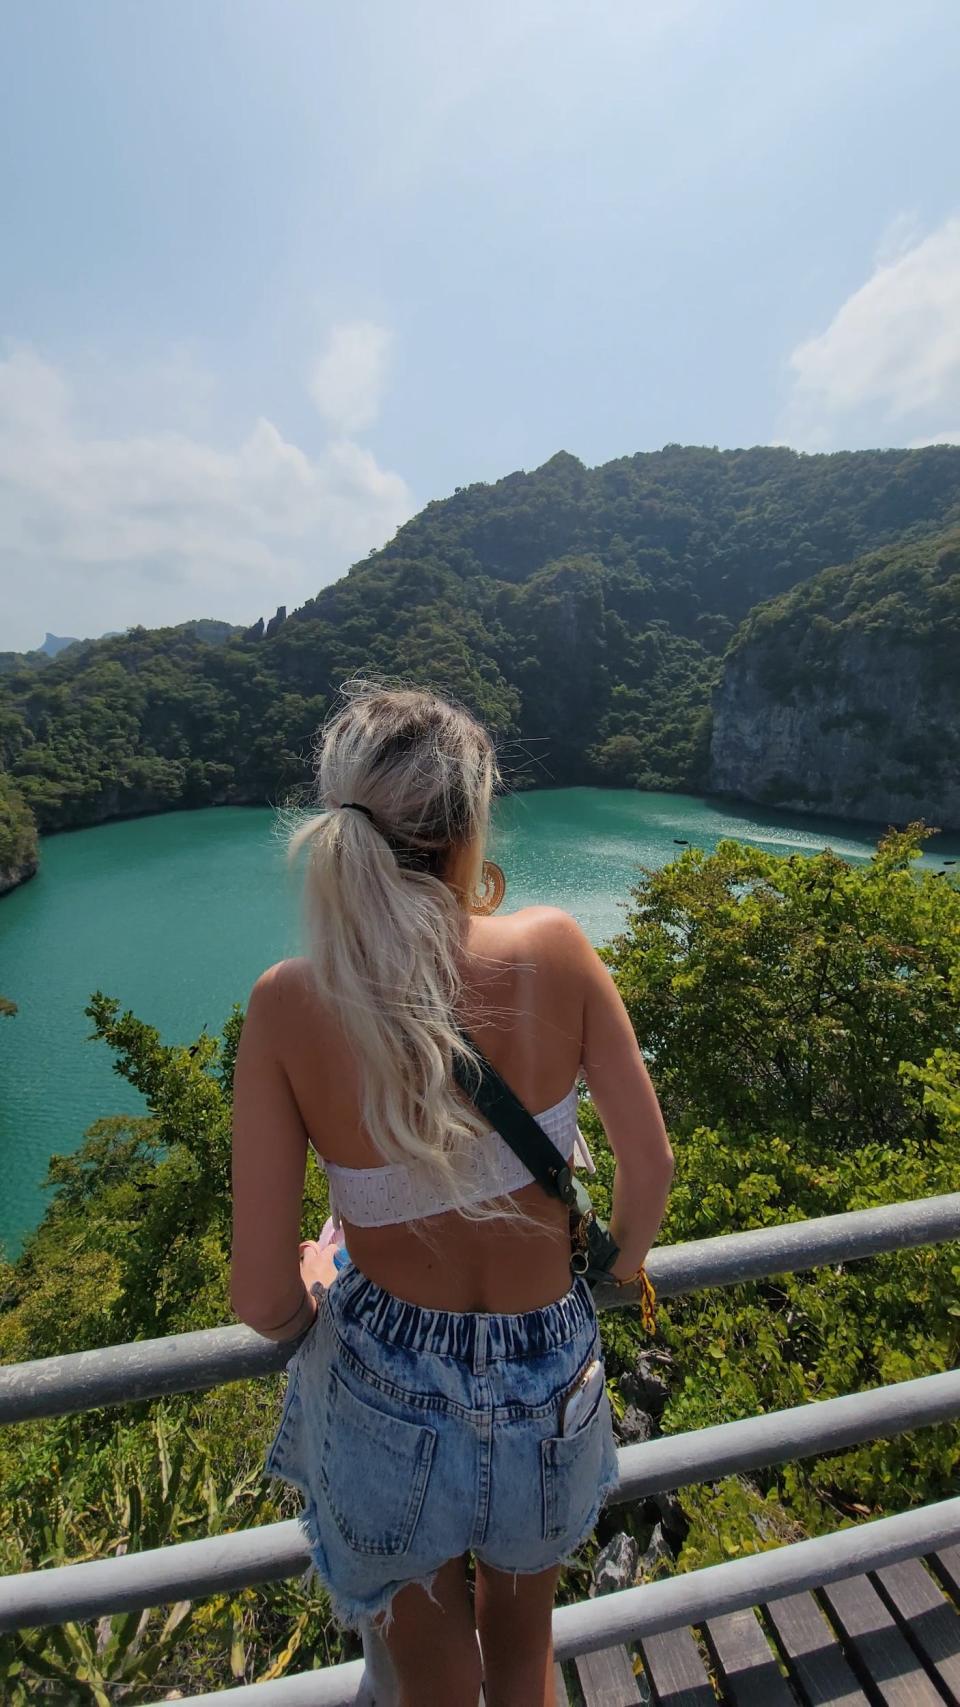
320,1367,437,1557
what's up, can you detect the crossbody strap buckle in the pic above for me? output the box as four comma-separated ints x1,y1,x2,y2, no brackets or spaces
551,1164,578,1207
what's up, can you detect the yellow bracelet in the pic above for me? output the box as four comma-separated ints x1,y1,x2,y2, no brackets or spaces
615,1264,657,1333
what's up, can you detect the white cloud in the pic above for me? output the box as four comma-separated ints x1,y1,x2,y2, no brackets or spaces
309,321,392,436
779,214,960,450
0,344,414,652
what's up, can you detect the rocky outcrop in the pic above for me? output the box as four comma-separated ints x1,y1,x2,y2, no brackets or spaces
709,533,960,831
0,849,38,896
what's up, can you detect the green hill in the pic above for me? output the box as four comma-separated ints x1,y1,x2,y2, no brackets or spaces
1,443,958,851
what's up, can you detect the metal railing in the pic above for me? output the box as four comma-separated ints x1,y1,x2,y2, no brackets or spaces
3,1366,959,1634
2,1192,959,1705
4,1193,956,1426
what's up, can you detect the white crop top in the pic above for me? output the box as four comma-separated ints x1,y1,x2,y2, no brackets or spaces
320,1086,596,1228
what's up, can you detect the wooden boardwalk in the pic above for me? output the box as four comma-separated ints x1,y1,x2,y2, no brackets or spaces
552,1548,960,1707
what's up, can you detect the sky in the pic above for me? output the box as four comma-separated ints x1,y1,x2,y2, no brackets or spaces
2,0,959,651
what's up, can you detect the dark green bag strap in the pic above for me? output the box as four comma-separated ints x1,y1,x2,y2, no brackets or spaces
452,1032,579,1209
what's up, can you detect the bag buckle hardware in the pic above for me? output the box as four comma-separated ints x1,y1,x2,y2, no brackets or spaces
553,1164,578,1207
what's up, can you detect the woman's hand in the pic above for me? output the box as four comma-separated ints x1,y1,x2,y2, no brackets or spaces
299,1238,338,1293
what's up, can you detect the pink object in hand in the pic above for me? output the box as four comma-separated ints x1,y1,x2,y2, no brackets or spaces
300,1218,344,1290
315,1215,346,1255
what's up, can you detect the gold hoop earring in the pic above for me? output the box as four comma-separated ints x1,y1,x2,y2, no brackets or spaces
473,860,506,915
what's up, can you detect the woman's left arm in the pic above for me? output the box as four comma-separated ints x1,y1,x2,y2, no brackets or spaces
231,967,316,1341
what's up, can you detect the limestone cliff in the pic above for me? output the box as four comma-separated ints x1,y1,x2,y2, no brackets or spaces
709,532,960,831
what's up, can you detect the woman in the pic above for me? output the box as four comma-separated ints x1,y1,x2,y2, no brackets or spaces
231,682,674,1707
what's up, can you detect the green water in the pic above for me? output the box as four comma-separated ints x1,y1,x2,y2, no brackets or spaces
1,790,956,1252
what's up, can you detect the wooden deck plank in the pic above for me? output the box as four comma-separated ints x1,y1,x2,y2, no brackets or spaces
639,1627,714,1705
704,1606,796,1706
764,1591,870,1707
575,1644,642,1704
932,1547,960,1605
873,1557,960,1702
819,1574,944,1707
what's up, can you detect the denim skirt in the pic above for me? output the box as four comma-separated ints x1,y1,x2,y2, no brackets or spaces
265,1262,619,1630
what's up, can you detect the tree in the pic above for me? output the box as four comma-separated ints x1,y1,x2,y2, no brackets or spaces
0,770,38,887
587,827,960,1564
602,825,960,1143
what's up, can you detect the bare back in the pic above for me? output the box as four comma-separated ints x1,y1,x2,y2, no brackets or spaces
266,914,584,1310
233,899,671,1335
274,906,586,1313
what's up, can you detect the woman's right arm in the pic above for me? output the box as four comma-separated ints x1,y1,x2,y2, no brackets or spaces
558,913,674,1279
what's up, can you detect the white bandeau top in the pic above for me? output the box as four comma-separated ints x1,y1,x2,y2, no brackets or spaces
319,1085,595,1228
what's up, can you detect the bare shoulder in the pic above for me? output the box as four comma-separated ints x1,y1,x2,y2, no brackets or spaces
495,905,595,967
244,958,316,1026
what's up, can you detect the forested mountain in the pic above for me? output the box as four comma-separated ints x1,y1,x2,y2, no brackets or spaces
1,443,959,875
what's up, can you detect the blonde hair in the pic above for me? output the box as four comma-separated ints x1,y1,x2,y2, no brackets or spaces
289,680,507,1218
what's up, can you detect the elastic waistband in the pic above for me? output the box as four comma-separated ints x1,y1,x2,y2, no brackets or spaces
332,1264,595,1365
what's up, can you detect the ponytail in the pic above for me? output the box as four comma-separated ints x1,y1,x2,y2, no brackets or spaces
289,682,512,1219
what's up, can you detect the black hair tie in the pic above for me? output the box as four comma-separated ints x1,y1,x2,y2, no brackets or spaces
340,801,376,824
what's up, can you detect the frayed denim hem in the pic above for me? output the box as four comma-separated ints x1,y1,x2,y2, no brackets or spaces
294,1494,442,1636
